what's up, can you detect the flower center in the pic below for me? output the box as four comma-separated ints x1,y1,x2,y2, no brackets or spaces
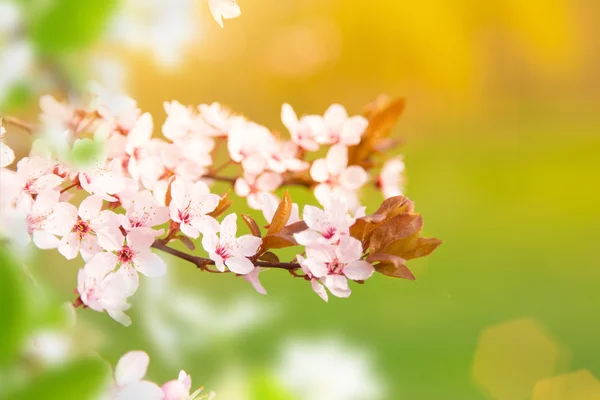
178,209,191,224
73,217,92,238
118,245,135,264
215,246,230,260
326,258,345,275
322,226,337,240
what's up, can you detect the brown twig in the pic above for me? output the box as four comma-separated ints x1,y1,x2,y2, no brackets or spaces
151,240,301,272
1,116,36,133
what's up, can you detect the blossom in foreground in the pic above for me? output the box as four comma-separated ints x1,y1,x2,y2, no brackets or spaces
119,190,170,236
52,195,120,260
0,122,15,167
79,158,127,201
169,178,220,238
110,351,163,398
16,156,63,197
25,190,64,249
87,228,167,295
77,267,134,326
107,351,213,399
310,144,368,211
378,156,406,198
208,0,241,28
202,214,262,274
294,197,363,246
275,338,385,400
300,236,374,298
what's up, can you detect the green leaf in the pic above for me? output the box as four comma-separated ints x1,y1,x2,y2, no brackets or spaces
250,373,297,400
0,246,30,367
5,357,111,400
30,0,119,54
69,138,105,168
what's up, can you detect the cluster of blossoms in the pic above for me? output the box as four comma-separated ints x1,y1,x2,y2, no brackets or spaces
105,351,214,399
0,84,440,326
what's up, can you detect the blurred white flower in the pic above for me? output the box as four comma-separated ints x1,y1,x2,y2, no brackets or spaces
0,40,34,104
275,338,385,400
140,269,277,365
0,2,21,35
208,0,241,28
109,0,199,66
378,156,406,198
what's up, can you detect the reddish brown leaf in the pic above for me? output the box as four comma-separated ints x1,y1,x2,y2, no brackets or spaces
267,191,292,236
280,220,308,236
259,251,280,264
241,214,262,237
349,97,406,165
164,176,176,207
369,213,423,254
367,253,415,280
176,235,196,251
207,191,231,218
372,196,414,219
402,237,442,260
349,218,367,241
261,234,297,250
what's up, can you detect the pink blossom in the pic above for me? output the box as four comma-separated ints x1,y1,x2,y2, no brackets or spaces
169,178,220,238
378,156,405,198
137,141,206,194
16,156,63,196
234,172,282,210
317,104,368,146
243,267,267,295
281,103,322,151
111,351,164,398
227,120,271,174
310,144,368,211
52,195,120,260
86,228,167,292
262,139,309,174
161,370,193,400
77,267,135,326
119,190,170,236
162,101,198,141
201,214,262,274
294,198,363,246
78,158,126,201
296,255,328,302
1,123,15,167
300,237,373,298
123,112,154,180
26,190,63,249
198,101,238,136
90,83,140,136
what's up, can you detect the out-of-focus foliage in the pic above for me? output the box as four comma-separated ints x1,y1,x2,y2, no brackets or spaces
0,246,111,399
28,0,119,54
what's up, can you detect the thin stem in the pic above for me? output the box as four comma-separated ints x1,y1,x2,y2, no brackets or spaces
1,116,35,133
60,182,79,194
151,240,301,272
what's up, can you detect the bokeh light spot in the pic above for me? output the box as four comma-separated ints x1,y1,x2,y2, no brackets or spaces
532,370,600,400
472,318,561,400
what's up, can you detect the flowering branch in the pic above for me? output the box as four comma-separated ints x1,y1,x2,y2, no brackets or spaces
0,84,441,326
151,240,302,271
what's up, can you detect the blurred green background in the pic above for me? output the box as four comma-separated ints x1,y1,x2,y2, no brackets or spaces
2,0,600,398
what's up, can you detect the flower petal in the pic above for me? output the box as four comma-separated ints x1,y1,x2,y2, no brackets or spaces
226,255,254,274
115,351,150,387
